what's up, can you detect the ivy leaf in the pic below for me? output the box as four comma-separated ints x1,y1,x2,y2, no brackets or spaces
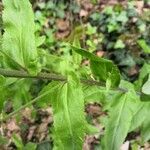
114,39,125,49
103,80,140,150
71,46,120,87
2,0,40,74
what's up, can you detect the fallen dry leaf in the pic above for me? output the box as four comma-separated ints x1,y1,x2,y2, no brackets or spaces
80,9,89,17
96,51,105,57
27,126,36,141
55,30,70,39
56,19,70,31
135,1,144,14
6,119,20,132
82,2,93,11
86,103,103,117
128,66,138,76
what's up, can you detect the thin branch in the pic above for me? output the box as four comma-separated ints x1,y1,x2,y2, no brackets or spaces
0,68,128,92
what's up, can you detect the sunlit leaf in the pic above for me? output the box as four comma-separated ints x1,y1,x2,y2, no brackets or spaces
2,0,40,74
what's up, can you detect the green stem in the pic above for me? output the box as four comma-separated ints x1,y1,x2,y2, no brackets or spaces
0,68,128,92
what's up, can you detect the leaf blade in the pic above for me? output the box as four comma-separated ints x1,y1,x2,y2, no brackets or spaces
2,0,40,74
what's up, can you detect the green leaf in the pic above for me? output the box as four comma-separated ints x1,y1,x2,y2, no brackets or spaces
36,36,46,47
50,73,88,150
0,75,6,112
129,102,148,132
141,102,150,142
24,142,37,150
86,24,97,35
45,53,74,75
142,74,150,95
2,0,40,74
135,63,150,90
116,11,128,23
137,39,150,53
12,134,24,150
103,80,140,150
142,120,150,142
71,46,120,87
36,81,62,108
114,39,125,49
83,85,118,104
141,103,150,142
140,74,150,101
37,141,52,150
11,79,32,109
0,135,8,145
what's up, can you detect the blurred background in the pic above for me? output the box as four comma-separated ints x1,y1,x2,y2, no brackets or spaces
30,0,150,82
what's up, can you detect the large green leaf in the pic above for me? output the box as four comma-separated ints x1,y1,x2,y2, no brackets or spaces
71,46,120,87
38,73,88,149
2,0,40,74
51,73,87,150
103,80,140,150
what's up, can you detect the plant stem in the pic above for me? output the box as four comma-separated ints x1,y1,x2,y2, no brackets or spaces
0,68,127,92
0,68,66,81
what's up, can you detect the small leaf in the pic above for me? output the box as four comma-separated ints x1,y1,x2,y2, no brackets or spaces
36,36,46,47
114,39,125,49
